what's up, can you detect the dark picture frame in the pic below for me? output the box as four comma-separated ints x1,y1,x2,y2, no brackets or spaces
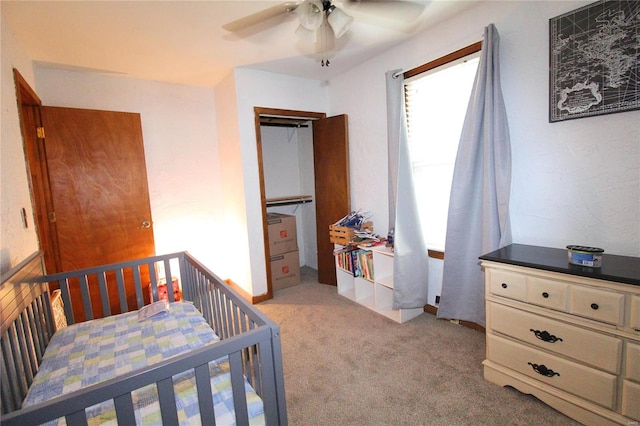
549,0,640,122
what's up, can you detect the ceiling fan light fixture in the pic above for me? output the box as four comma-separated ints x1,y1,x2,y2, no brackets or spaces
326,7,353,38
295,24,318,42
297,0,324,30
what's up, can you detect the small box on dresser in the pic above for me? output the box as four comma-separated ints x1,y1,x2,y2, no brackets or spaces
480,244,640,426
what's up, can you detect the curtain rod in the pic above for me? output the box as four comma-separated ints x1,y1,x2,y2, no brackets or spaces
400,41,483,80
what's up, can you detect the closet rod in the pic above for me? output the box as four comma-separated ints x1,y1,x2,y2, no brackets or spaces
266,195,313,207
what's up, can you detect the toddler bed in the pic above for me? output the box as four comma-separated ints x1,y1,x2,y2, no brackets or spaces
0,251,287,425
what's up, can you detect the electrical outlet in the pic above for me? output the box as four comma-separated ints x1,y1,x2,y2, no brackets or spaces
435,295,440,305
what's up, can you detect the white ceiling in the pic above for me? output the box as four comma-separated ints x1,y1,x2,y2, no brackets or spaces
2,0,481,87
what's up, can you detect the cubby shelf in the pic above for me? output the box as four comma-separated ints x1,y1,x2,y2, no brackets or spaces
335,245,423,323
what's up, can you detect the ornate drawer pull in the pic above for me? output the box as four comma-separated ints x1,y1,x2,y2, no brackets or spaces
530,329,563,343
501,283,508,289
528,362,560,377
590,303,599,310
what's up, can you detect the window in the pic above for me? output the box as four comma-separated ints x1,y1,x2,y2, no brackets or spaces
404,44,481,252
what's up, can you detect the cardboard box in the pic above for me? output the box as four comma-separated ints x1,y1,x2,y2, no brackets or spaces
267,213,298,255
270,250,301,290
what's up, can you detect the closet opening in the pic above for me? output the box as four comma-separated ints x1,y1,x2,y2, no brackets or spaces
255,107,350,300
255,108,325,298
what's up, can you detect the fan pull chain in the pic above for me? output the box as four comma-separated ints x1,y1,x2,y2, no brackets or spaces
319,16,330,67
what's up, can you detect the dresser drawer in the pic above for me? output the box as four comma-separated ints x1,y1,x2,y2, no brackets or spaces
569,286,625,325
631,296,640,331
487,334,617,409
622,380,640,421
489,269,526,301
526,277,568,311
626,342,640,382
489,303,622,373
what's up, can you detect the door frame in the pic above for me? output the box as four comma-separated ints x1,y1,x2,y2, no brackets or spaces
254,107,326,301
13,69,63,276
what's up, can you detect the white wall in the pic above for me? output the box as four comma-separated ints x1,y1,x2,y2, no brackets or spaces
4,1,637,299
0,9,40,271
329,0,639,303
217,68,329,296
262,126,305,200
32,69,227,274
262,124,317,269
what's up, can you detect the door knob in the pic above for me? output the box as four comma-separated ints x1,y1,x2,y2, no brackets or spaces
140,220,151,228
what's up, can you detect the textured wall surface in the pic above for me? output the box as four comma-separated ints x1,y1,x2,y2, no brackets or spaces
1,14,39,271
3,1,637,299
32,69,224,275
330,0,639,258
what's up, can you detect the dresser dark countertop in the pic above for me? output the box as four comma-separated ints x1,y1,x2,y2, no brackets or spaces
479,244,640,286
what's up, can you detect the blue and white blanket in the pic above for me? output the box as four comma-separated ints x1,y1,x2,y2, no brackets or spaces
23,302,264,425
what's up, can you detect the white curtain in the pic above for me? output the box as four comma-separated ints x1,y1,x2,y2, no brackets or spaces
386,70,429,309
437,24,512,326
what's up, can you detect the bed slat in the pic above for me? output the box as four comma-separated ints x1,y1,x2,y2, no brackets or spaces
157,377,178,424
31,297,47,359
113,392,136,424
97,272,111,317
66,409,88,425
257,334,279,422
21,312,40,383
78,275,93,321
58,278,75,325
1,333,24,410
163,259,175,303
194,363,216,424
1,356,14,413
132,266,144,309
229,350,249,424
34,291,56,352
148,263,158,302
14,315,35,386
115,269,128,313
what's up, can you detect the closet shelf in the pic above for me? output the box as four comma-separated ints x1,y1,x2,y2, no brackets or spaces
265,195,313,207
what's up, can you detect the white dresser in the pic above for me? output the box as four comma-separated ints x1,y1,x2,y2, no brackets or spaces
480,244,640,425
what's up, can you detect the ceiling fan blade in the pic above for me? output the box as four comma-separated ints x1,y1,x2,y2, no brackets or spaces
223,2,299,32
342,0,426,24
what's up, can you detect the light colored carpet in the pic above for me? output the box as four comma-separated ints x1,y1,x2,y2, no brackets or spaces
257,267,581,426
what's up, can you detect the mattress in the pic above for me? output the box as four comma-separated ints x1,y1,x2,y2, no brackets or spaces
22,302,264,425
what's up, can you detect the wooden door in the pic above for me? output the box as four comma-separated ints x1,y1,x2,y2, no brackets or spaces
313,115,350,285
42,106,155,321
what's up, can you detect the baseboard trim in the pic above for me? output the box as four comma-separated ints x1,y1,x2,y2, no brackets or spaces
424,304,486,333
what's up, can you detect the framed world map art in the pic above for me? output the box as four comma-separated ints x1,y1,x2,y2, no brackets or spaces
549,0,640,122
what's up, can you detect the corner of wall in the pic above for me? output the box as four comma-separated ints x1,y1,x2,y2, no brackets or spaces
1,12,40,271
213,70,257,296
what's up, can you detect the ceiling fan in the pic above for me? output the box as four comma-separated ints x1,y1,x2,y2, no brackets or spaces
223,1,426,64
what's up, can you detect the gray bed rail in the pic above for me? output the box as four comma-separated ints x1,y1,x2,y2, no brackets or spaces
0,251,287,425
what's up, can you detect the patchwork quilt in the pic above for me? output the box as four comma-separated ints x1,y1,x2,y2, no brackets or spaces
22,302,264,425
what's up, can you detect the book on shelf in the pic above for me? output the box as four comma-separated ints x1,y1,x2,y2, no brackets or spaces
357,250,374,281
